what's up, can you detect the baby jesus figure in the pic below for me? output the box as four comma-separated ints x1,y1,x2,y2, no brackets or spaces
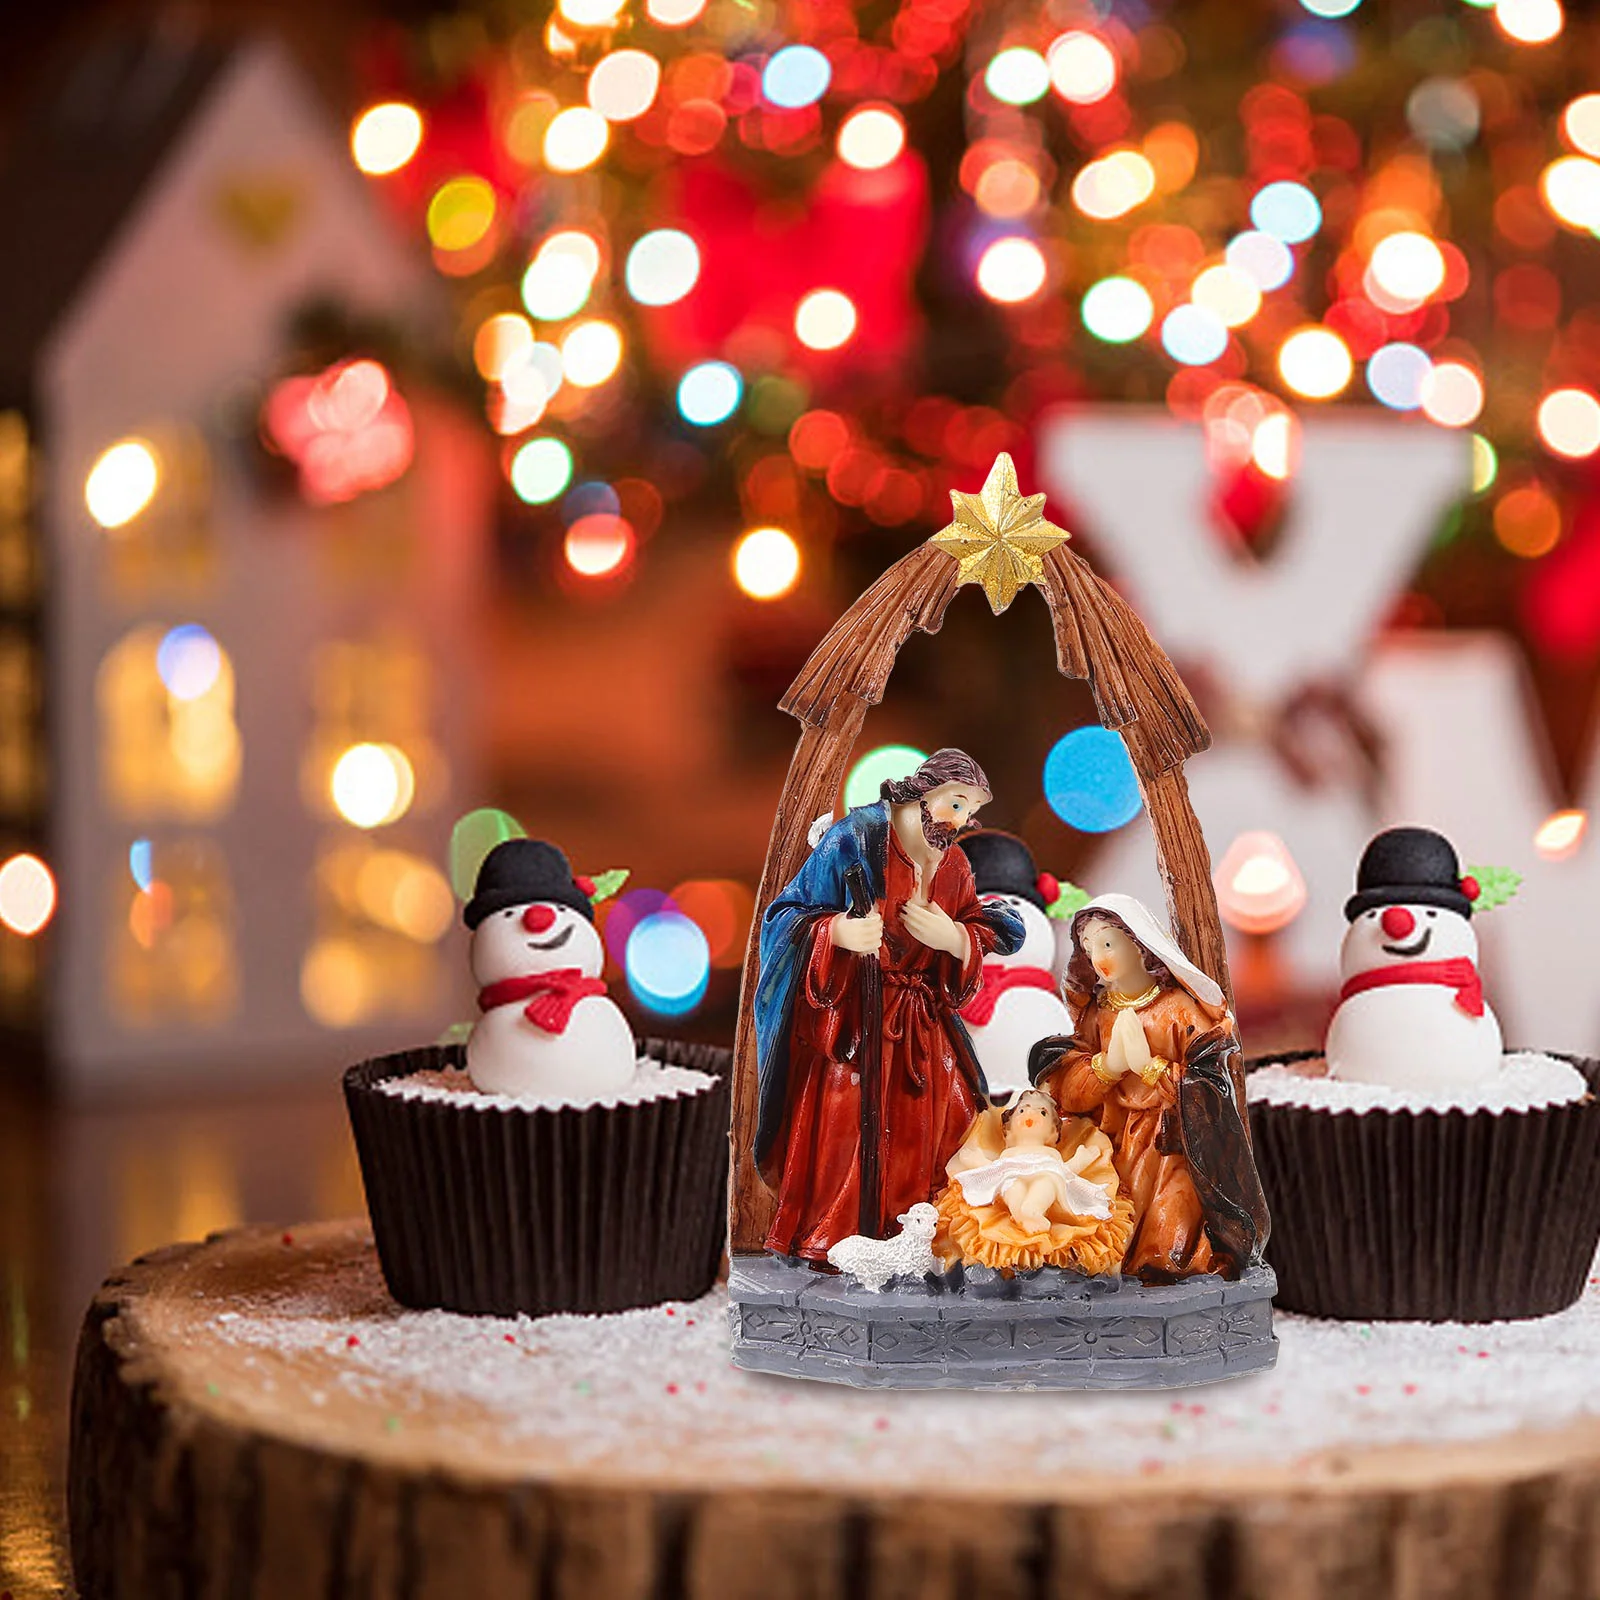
933,1090,1135,1277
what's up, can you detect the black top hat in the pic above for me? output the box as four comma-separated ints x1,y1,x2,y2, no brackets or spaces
463,839,594,929
1344,826,1474,922
957,830,1047,913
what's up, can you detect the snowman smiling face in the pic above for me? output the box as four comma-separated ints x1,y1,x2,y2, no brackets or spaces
471,901,605,987
1341,902,1478,978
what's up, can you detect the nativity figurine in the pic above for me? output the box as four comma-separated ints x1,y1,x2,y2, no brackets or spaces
1028,895,1269,1282
933,1088,1133,1276
752,749,1024,1261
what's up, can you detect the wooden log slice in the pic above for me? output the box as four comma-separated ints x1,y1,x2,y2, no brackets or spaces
71,1219,1600,1600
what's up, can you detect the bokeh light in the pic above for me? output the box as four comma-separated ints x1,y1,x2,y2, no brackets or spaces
625,229,700,305
564,513,636,576
1420,362,1484,427
1213,831,1308,935
1472,435,1499,494
733,526,801,598
1540,155,1600,230
559,0,625,26
1494,481,1562,557
544,106,609,172
1534,808,1587,860
1278,326,1353,399
473,313,535,381
794,289,857,350
351,103,424,175
1366,343,1431,410
588,50,661,121
1249,181,1321,244
129,839,154,893
1161,305,1228,366
331,743,415,829
156,625,223,701
975,237,1047,303
1496,0,1563,45
510,437,575,504
1042,727,1143,833
676,361,743,425
1537,388,1600,458
0,853,55,937
1564,94,1600,157
1191,264,1262,328
844,744,926,810
1300,0,1361,15
1252,412,1298,479
448,807,527,903
521,232,601,320
763,44,831,108
985,47,1050,106
1081,276,1154,343
1047,32,1117,104
1368,231,1446,305
836,106,905,170
647,0,705,23
426,176,496,252
562,320,625,387
1226,231,1295,291
85,439,159,529
1072,151,1156,220
625,910,711,1015
669,878,754,967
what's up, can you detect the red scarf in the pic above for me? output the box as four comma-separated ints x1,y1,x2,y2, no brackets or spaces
1338,957,1484,1018
477,969,609,1035
961,963,1059,1027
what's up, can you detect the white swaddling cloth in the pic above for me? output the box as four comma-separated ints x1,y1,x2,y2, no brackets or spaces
952,1147,1113,1221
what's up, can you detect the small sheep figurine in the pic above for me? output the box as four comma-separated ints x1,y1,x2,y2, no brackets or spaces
825,1203,942,1292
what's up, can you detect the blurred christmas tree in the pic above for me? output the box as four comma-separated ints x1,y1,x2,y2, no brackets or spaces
347,0,1600,759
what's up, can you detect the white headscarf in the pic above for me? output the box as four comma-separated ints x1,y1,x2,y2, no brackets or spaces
1071,892,1226,1012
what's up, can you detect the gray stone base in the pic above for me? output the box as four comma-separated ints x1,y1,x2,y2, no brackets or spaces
728,1255,1279,1390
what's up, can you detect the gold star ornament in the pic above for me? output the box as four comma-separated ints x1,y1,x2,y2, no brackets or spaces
929,452,1071,614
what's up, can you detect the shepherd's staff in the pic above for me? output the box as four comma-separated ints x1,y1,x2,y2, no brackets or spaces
844,862,885,1238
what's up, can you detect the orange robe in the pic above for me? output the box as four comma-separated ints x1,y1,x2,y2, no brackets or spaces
764,831,1005,1261
1038,985,1231,1282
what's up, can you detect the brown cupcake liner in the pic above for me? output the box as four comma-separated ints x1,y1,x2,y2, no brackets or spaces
344,1038,731,1318
1246,1051,1600,1322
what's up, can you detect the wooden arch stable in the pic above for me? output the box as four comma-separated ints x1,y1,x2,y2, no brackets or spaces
729,456,1232,1256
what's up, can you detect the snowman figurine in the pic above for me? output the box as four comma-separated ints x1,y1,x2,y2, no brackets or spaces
1326,826,1505,1091
956,831,1077,1096
463,839,637,1100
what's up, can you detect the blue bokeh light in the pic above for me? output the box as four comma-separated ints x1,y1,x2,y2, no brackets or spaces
155,624,222,701
626,911,711,1016
1160,305,1228,367
129,839,153,892
1249,181,1322,245
562,479,622,525
677,361,743,426
1042,727,1143,833
762,45,832,109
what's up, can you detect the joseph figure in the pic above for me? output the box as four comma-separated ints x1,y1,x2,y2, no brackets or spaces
753,749,1024,1261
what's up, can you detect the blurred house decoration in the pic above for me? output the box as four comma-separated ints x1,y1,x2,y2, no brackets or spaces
0,30,490,1093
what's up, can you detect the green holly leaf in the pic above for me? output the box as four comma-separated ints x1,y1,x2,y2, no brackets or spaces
588,868,629,904
1466,863,1522,912
1045,881,1091,920
436,1020,474,1047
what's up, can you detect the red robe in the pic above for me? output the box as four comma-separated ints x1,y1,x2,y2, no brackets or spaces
764,831,1006,1260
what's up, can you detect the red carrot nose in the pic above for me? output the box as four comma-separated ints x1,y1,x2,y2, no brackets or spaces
1381,906,1416,939
522,904,557,933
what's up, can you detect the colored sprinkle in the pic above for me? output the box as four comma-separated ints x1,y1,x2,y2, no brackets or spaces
1478,1350,1491,1359
1403,1383,1419,1395
1139,1459,1164,1475
1188,1404,1205,1415
666,1382,679,1395
685,1318,696,1327
1355,1384,1371,1396
346,1335,361,1348
695,1381,707,1393
874,1416,890,1431
205,1382,220,1397
504,1334,517,1344
665,1307,676,1316
384,1415,402,1434
1162,1420,1180,1439
574,1380,592,1395
281,1232,294,1247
